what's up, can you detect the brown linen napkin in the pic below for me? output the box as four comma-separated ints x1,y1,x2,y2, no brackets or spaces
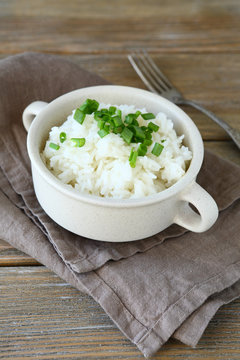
0,52,240,357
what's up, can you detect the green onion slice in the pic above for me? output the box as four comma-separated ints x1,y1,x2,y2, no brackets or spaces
121,127,133,144
125,113,136,125
145,131,152,140
129,147,134,162
148,122,159,132
109,106,116,115
59,132,66,143
131,125,145,141
74,109,86,124
151,142,164,156
94,111,103,121
143,139,153,146
132,119,139,126
116,109,122,117
97,119,105,129
129,150,138,168
100,108,108,113
113,126,123,134
79,99,99,114
112,116,122,127
102,114,110,122
104,124,110,132
142,113,155,120
98,129,109,138
138,143,148,156
49,142,60,150
71,138,86,147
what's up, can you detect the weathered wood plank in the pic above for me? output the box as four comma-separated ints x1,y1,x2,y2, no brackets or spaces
0,0,240,55
68,53,240,140
0,267,239,359
204,141,240,165
0,240,39,266
1,52,239,140
1,0,240,19
0,0,239,358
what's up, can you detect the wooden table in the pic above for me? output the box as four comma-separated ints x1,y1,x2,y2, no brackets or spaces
0,1,240,358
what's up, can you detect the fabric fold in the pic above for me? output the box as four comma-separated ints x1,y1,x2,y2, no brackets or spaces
0,52,240,358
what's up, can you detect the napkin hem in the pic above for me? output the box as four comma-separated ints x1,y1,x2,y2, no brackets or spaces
173,279,240,347
69,227,188,272
79,259,240,357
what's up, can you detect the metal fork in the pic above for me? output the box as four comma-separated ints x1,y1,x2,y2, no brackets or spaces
128,51,240,149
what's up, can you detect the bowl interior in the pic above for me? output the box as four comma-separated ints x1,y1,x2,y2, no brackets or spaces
28,85,203,204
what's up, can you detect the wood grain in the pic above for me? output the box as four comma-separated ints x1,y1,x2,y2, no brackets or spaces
68,53,240,140
0,267,239,359
0,0,240,55
1,52,239,140
0,0,240,358
0,239,39,266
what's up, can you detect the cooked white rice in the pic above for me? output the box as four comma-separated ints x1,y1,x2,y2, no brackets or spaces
41,103,192,199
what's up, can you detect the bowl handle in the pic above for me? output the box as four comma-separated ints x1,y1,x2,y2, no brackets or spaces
22,101,48,132
174,181,218,232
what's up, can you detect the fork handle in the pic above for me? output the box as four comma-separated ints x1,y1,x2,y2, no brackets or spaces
177,99,240,149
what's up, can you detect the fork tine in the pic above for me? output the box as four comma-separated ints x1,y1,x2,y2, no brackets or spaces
141,50,173,89
129,53,168,94
136,50,169,92
128,54,158,94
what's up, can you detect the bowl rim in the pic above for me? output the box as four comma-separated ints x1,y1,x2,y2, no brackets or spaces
27,85,204,208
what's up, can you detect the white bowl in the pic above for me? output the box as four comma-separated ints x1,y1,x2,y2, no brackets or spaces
23,85,218,242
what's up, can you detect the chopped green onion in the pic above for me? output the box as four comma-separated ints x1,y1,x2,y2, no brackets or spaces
129,147,134,162
98,129,109,138
132,119,139,126
72,100,164,168
129,150,138,168
143,139,153,146
59,132,66,143
97,119,105,129
116,109,122,117
121,127,134,144
94,111,103,120
108,120,115,130
145,131,152,140
125,113,136,125
112,116,122,127
74,109,86,124
104,124,110,132
49,142,60,150
109,106,116,115
102,114,110,122
131,136,138,143
142,113,155,120
161,139,166,143
71,138,86,147
148,122,159,132
79,99,99,114
113,126,123,134
132,125,145,141
138,143,148,156
151,142,164,156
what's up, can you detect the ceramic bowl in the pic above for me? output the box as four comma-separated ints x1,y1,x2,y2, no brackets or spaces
22,85,218,242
